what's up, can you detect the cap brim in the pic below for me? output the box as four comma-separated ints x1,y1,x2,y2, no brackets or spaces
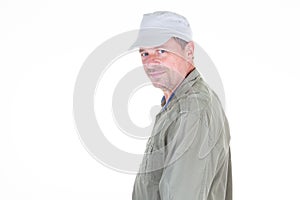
129,28,190,50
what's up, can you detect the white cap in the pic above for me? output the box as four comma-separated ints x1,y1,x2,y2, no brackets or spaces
130,11,193,49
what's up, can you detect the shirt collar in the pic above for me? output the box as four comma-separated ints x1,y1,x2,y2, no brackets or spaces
160,68,201,110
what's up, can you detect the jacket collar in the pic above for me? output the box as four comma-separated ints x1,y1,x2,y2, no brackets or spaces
160,68,201,110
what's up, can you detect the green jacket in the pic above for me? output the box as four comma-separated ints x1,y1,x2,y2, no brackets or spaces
132,69,232,200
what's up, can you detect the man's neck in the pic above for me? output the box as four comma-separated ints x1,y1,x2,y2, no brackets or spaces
163,92,172,103
163,67,195,103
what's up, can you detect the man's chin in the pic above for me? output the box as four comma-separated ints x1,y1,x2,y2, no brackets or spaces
151,82,169,91
152,83,162,89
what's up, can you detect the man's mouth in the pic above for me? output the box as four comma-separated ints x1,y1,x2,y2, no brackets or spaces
148,71,165,78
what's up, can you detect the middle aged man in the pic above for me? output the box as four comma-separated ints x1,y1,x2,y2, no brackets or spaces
131,11,232,200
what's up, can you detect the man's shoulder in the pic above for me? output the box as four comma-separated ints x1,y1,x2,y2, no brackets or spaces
174,78,215,113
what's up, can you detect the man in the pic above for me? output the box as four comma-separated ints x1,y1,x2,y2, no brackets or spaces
131,11,232,200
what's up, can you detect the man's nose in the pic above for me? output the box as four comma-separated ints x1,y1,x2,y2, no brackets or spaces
143,54,161,66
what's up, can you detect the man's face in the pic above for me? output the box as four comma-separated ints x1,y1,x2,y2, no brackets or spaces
139,38,189,92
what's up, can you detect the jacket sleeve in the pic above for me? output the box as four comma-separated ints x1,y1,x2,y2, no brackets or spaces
158,108,230,200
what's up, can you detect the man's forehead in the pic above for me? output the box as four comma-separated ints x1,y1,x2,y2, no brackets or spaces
139,44,167,52
139,39,178,52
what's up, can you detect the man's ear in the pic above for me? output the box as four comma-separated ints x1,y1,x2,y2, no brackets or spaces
185,41,195,60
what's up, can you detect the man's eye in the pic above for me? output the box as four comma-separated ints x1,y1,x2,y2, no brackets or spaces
141,52,149,57
157,49,166,54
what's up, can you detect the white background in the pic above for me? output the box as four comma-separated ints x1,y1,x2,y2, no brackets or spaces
1,0,300,199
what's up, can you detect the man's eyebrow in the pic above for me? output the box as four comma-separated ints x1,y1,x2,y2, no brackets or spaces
139,45,168,53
